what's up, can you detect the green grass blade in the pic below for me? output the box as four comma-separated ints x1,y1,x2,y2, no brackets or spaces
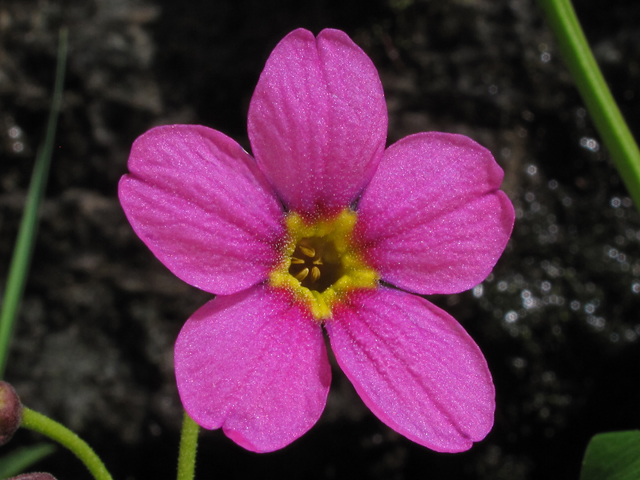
537,0,640,210
0,443,56,479
0,27,68,379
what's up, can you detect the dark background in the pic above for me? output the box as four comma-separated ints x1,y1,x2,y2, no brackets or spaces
1,0,640,479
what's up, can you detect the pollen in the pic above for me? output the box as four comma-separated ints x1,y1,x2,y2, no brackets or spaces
268,209,379,321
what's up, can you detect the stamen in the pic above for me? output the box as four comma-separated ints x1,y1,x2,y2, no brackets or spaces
313,258,323,265
299,245,316,258
311,266,321,282
295,268,309,281
290,257,305,265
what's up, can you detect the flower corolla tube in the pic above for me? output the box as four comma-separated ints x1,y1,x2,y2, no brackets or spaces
119,28,515,453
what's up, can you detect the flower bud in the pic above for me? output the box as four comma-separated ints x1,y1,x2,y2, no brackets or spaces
0,381,23,445
8,473,57,480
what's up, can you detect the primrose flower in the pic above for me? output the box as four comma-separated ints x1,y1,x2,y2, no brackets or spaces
119,28,514,453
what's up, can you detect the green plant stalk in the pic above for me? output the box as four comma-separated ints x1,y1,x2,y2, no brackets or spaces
0,28,68,378
20,407,113,480
177,410,199,480
538,0,640,210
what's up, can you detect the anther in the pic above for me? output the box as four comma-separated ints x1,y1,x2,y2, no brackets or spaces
299,246,316,258
295,268,310,281
290,257,305,265
311,266,321,282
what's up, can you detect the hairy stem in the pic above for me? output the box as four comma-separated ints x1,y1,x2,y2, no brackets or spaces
177,410,200,480
20,407,113,480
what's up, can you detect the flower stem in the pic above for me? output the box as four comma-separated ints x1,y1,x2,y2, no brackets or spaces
177,410,199,480
537,0,640,210
0,27,68,379
20,407,113,480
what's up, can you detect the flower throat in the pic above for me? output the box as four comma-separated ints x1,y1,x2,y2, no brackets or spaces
289,236,343,292
269,209,379,320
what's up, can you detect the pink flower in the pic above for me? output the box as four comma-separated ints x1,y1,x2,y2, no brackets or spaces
119,28,514,453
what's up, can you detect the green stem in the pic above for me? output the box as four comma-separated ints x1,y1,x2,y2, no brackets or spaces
176,411,199,480
0,27,68,378
20,407,113,480
537,0,640,210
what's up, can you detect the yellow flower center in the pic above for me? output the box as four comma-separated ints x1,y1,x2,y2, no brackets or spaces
269,209,379,321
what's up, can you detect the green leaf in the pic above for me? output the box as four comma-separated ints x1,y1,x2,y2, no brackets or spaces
580,430,640,480
0,443,56,479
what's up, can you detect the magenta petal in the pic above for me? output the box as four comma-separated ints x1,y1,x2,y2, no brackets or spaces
327,288,494,452
357,132,515,294
119,125,285,295
248,28,387,216
174,285,331,453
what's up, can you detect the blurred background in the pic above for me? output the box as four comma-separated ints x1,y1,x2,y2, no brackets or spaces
1,0,639,479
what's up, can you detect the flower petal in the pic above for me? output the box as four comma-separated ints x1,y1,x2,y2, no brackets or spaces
356,132,514,294
174,285,331,453
248,28,387,217
119,125,285,295
327,287,494,452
